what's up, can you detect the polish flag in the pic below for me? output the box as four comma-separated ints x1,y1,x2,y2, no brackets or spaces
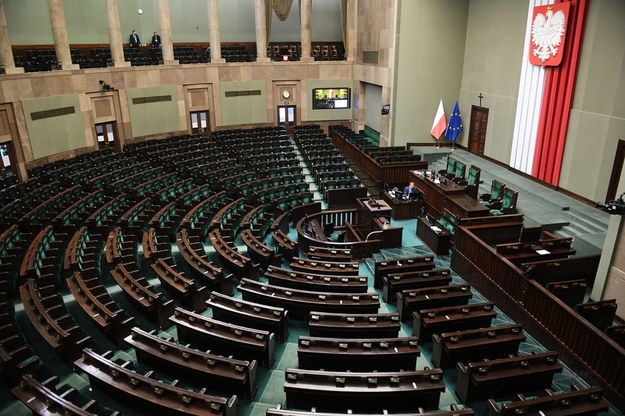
430,99,447,140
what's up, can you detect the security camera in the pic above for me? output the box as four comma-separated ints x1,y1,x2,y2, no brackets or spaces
596,193,625,215
99,80,114,91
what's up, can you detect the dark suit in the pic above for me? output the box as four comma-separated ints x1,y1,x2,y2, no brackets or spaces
403,186,416,199
151,35,161,47
129,33,140,48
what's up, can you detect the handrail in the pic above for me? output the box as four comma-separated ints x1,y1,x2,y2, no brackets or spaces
451,223,625,408
295,208,380,259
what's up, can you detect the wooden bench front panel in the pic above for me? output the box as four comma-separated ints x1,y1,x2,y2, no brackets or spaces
373,256,435,288
265,265,368,293
284,368,444,412
397,284,472,321
308,311,401,338
237,278,379,319
382,268,452,303
456,351,562,403
207,291,289,342
412,302,496,342
431,323,525,368
297,336,420,371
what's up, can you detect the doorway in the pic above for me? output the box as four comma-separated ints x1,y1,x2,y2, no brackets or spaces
0,142,15,178
190,111,210,136
278,105,296,134
468,105,489,155
606,140,625,202
95,122,118,151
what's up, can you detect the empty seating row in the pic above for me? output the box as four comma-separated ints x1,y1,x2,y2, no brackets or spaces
170,307,275,367
74,348,238,416
238,278,379,319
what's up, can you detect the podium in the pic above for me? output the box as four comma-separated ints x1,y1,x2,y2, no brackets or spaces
355,198,402,248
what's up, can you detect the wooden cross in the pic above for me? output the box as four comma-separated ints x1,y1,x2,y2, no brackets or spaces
478,93,484,107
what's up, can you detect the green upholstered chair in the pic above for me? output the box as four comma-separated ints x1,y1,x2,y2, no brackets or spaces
480,179,505,207
458,165,481,199
451,161,466,183
439,157,456,177
490,187,518,215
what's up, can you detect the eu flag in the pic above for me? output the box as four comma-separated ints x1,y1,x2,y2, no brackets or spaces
445,101,463,142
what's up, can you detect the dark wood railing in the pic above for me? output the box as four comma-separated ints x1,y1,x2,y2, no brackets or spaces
450,225,625,411
296,209,381,259
331,132,428,187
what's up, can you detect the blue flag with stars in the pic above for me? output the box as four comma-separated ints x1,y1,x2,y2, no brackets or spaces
445,101,463,142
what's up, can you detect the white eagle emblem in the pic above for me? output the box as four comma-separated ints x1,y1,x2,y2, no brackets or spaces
531,7,566,62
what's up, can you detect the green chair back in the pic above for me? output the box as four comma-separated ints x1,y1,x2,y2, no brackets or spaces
491,180,504,200
467,167,479,186
502,188,517,209
446,157,456,174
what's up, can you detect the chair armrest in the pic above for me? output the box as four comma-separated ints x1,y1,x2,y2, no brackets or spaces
488,200,502,210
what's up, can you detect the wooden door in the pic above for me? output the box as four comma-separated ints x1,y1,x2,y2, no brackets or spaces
190,110,211,137
95,121,119,152
606,140,625,202
278,105,296,135
0,142,15,178
468,106,489,155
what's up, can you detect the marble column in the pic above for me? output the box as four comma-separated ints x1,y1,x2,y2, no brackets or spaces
158,0,177,65
0,0,23,74
254,0,270,62
207,0,224,63
300,0,312,62
48,0,78,70
105,0,130,67
345,0,355,62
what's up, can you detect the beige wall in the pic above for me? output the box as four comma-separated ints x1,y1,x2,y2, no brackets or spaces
22,94,88,159
220,81,268,126
391,0,469,147
458,0,526,161
558,0,625,202
126,86,181,138
0,60,354,170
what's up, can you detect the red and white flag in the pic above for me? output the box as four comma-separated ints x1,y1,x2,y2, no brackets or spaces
430,99,447,140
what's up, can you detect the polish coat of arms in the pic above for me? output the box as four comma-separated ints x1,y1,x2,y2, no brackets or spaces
529,3,570,66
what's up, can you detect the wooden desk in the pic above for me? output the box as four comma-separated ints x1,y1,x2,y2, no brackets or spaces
297,336,420,371
417,216,452,255
487,385,609,416
308,312,401,339
284,367,444,412
373,217,403,248
410,171,489,218
357,198,393,221
381,191,422,220
456,351,562,403
431,323,526,368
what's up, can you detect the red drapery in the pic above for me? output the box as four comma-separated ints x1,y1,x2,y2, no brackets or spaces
532,0,588,185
